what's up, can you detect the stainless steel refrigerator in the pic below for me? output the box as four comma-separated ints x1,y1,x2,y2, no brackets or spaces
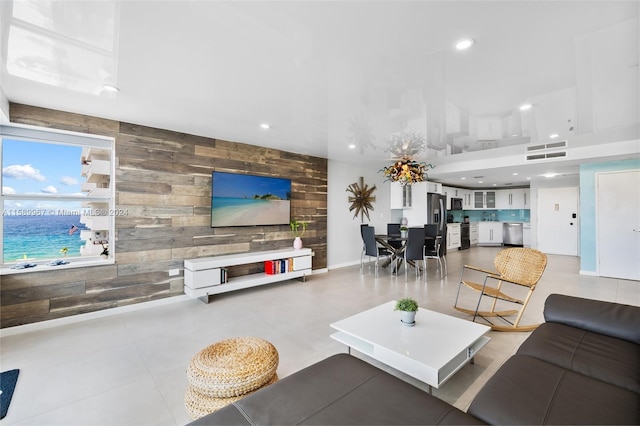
426,193,447,255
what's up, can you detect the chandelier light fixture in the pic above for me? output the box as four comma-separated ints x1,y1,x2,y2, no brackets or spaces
380,158,433,186
380,131,434,185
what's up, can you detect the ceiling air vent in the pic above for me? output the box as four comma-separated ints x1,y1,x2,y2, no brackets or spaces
526,151,567,161
525,139,568,161
526,140,567,151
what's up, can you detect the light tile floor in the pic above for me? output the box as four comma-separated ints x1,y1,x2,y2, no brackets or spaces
1,247,638,425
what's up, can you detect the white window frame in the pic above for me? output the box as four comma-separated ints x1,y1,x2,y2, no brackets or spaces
1,123,115,274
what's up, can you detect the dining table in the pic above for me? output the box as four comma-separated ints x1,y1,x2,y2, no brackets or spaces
374,233,439,275
374,234,404,273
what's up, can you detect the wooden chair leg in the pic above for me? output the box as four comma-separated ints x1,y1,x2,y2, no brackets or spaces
488,280,503,314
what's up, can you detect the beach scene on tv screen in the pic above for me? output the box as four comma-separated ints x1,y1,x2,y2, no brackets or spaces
211,172,291,227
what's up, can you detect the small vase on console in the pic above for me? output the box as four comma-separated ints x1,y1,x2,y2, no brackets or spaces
290,220,307,250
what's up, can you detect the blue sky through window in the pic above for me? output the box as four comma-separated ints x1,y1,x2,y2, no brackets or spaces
2,139,84,211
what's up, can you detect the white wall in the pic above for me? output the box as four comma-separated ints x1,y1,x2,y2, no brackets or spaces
327,159,398,269
0,87,9,124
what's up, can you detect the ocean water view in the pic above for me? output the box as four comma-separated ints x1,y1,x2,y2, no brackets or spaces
211,197,290,227
3,215,87,263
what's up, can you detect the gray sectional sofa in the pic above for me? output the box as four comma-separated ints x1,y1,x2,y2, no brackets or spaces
190,294,640,425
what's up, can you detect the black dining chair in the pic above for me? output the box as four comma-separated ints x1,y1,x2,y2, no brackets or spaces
425,224,447,277
361,225,393,277
404,227,426,280
386,223,403,251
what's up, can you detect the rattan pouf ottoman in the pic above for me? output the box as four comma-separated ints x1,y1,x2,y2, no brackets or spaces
185,336,279,419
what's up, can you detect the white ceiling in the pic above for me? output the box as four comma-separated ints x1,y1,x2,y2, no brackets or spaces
1,1,639,188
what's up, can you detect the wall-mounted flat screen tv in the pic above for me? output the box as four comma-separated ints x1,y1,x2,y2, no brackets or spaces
211,171,291,227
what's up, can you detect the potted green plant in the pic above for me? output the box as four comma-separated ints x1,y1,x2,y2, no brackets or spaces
290,220,307,249
395,297,419,326
400,226,408,238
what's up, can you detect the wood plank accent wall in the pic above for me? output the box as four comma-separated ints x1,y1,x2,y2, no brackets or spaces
2,104,327,328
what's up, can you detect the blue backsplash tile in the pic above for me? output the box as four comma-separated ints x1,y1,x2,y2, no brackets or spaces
449,209,530,223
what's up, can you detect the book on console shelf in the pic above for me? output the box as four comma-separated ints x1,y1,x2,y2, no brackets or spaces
264,258,294,275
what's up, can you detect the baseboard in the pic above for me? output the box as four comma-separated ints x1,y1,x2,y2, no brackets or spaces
579,270,598,276
328,260,361,270
0,294,191,337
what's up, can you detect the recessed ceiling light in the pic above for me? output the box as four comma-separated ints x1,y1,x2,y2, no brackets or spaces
102,84,119,93
460,177,466,180
492,183,497,186
260,123,270,129
348,144,356,149
512,172,518,176
542,173,557,178
454,38,475,50
519,103,532,111
549,133,559,139
527,177,532,180
478,180,483,184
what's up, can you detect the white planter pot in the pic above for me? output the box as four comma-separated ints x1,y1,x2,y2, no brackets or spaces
400,311,416,326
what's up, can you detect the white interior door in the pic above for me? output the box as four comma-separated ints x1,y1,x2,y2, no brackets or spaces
597,170,640,280
537,187,579,256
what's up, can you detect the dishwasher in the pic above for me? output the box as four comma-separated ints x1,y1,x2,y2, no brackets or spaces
503,222,523,246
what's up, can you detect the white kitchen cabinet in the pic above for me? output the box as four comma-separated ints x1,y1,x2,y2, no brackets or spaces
473,191,497,209
523,223,531,247
442,186,455,210
443,186,466,210
511,189,526,209
496,189,527,209
390,182,411,209
477,117,503,140
462,190,474,209
478,222,503,245
495,190,510,209
447,223,461,251
402,182,427,226
426,181,443,194
470,223,479,246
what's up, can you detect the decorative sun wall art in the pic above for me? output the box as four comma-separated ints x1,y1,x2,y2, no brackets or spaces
346,177,376,222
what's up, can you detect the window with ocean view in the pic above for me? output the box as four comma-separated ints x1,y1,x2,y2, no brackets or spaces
1,125,114,270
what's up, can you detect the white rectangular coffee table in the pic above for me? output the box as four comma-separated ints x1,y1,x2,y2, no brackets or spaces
330,301,491,392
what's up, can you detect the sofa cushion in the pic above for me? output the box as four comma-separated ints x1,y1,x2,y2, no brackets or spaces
468,354,640,425
517,322,640,393
189,353,484,425
543,294,640,344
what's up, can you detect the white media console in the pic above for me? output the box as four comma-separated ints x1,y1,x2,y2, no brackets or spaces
184,248,313,300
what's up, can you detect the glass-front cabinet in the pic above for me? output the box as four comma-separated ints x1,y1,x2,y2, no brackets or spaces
390,182,412,209
473,191,496,209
